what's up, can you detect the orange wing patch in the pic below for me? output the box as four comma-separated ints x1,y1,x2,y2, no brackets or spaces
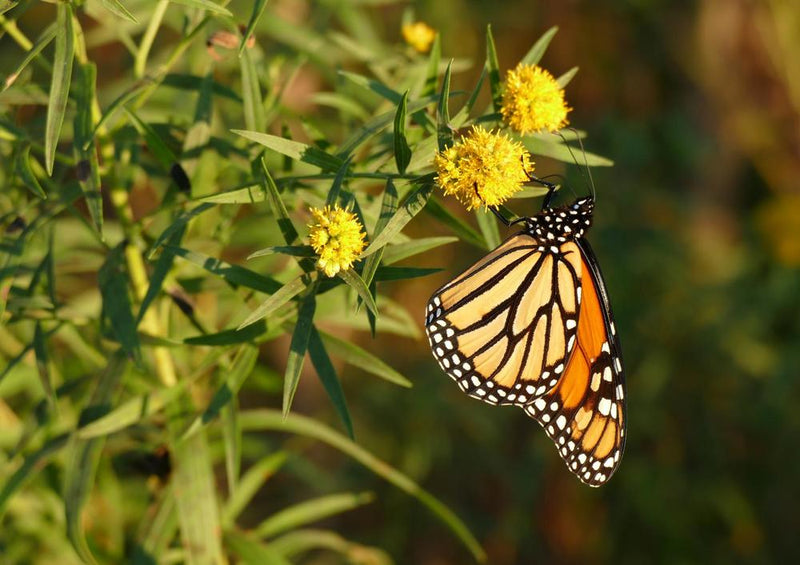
523,248,625,487
425,234,582,408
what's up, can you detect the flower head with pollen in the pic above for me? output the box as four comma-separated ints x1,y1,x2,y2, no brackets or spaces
501,63,571,134
402,21,436,53
308,205,366,277
434,126,534,211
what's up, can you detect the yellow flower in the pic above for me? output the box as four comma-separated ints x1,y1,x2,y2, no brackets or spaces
308,205,366,277
434,126,534,211
501,63,571,134
402,21,436,53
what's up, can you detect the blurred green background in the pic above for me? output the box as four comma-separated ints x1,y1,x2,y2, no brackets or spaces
2,0,800,564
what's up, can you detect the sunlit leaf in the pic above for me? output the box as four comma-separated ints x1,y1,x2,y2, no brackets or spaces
44,3,74,175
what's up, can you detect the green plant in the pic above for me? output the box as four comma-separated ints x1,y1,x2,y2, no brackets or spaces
0,1,609,563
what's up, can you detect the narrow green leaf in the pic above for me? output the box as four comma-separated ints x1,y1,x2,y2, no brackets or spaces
361,179,397,288
393,91,412,174
240,0,268,54
325,156,352,206
99,243,142,365
259,159,300,243
382,236,458,265
520,26,559,66
222,452,288,527
521,137,614,167
32,323,55,405
308,326,353,438
225,531,292,565
372,265,441,281
283,291,316,417
137,225,184,324
16,144,47,198
85,80,150,150
184,321,268,346
248,245,315,259
195,183,265,204
169,0,232,16
422,33,441,98
165,245,282,294
476,208,501,249
44,3,74,175
310,92,368,120
255,492,374,539
557,66,579,87
423,196,487,250
361,180,433,257
318,330,412,387
149,203,213,257
0,434,69,518
485,24,502,113
239,410,486,563
233,130,344,171
0,1,17,17
337,70,402,103
66,352,128,565
241,47,265,132
125,107,178,169
99,0,138,22
436,60,453,151
223,396,241,498
465,67,486,115
73,62,103,233
163,73,242,102
337,269,378,317
2,24,55,93
238,274,311,330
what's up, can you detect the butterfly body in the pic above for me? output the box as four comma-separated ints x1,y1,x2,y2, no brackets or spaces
425,196,625,486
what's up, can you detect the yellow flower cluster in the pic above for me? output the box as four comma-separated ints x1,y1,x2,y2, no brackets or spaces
308,205,366,277
501,63,571,134
434,126,534,210
402,21,436,53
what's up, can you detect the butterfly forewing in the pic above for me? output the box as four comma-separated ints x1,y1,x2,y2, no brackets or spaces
425,233,583,407
524,241,625,486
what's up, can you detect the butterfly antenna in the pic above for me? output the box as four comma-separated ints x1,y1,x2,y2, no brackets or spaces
557,129,596,202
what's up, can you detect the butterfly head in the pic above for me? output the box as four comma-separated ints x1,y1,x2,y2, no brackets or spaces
522,197,594,243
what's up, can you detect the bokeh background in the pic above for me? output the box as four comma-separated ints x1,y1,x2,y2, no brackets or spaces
2,0,800,564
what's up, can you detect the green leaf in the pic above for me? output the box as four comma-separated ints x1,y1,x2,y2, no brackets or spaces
248,245,316,259
255,492,374,539
99,243,142,365
138,224,186,324
168,0,232,16
238,274,311,330
361,179,397,288
485,24,502,113
372,266,441,281
283,291,316,417
225,531,292,565
165,245,283,294
66,352,128,565
520,26,559,66
308,326,353,437
73,62,103,234
337,269,379,317
423,196,487,250
99,0,138,22
382,236,458,265
521,137,614,167
557,66,579,87
318,330,411,387
325,156,352,206
149,203,214,257
0,433,69,518
222,452,288,526
239,410,486,563
240,0,268,54
44,3,74,175
125,107,178,169
476,208,501,249
184,321,268,346
85,80,150,150
259,159,300,244
241,47,265,132
422,33,441,98
233,130,344,171
2,24,56,93
32,322,55,405
393,91,412,174
436,60,453,151
337,70,402,104
195,183,265,204
16,144,47,198
361,180,433,257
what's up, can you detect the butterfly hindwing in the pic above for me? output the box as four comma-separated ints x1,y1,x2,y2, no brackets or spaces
524,240,625,486
425,233,582,407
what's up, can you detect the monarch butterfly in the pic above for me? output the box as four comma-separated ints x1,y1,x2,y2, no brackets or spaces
425,188,625,486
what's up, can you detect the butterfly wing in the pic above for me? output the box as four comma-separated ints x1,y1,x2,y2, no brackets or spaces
425,233,583,407
524,239,626,486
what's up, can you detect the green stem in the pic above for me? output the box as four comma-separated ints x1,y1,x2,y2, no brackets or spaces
133,0,169,79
